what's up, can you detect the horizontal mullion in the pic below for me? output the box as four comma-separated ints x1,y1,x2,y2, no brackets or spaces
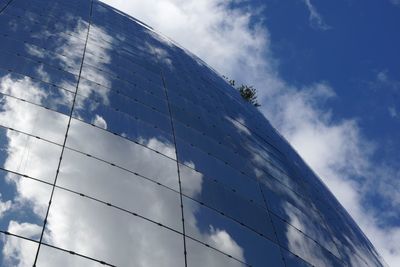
0,231,114,266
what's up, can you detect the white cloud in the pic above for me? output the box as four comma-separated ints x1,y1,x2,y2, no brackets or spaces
98,1,398,266
92,114,107,129
2,221,41,267
0,194,12,218
35,65,50,83
208,226,244,261
302,0,332,31
375,70,400,90
99,0,270,91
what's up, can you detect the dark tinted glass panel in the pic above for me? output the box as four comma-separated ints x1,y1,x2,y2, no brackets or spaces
180,164,275,240
282,249,313,267
272,213,343,267
177,138,263,205
183,197,285,267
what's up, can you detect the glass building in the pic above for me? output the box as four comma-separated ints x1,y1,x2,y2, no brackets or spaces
0,0,387,266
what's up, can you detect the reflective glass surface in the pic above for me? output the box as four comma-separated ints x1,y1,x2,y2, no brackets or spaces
0,0,387,266
44,188,185,267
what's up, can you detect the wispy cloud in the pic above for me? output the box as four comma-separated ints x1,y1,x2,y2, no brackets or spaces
376,70,400,90
389,106,398,117
302,0,332,31
389,0,400,6
99,1,397,265
371,70,400,119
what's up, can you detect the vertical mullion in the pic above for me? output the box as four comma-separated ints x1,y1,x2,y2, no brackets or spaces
32,1,94,265
161,70,188,267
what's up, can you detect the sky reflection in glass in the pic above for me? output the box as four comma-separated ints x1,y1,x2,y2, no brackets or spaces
0,0,387,266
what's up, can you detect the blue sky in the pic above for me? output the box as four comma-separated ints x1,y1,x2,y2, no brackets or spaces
263,0,400,225
264,0,400,228
100,0,400,265
264,0,400,164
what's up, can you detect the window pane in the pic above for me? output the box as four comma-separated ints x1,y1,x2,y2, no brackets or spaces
66,119,179,190
0,96,69,144
186,238,246,267
272,213,343,267
0,69,74,115
57,149,182,232
0,128,62,183
0,234,38,267
0,51,77,92
36,245,105,267
73,93,174,146
177,139,264,205
0,170,52,241
44,188,185,267
180,164,275,240
282,249,313,267
183,197,285,267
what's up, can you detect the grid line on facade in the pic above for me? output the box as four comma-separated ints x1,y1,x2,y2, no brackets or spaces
32,0,94,264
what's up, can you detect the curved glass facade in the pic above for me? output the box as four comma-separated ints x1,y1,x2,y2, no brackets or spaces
0,0,387,266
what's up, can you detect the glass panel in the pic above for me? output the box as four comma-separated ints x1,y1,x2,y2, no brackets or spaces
282,249,313,267
186,238,246,267
272,213,343,267
80,62,166,104
174,120,246,171
170,102,223,143
57,149,182,232
257,160,305,197
0,169,52,241
177,138,264,205
73,92,173,138
260,177,340,257
36,245,105,267
183,197,285,267
321,211,383,267
0,128,62,183
0,51,78,92
260,172,315,216
0,96,69,144
66,119,179,190
6,0,90,27
78,76,168,115
0,34,79,76
82,50,165,99
167,87,221,117
0,69,74,115
73,97,175,151
0,33,85,77
43,188,185,267
180,164,275,240
0,233,38,267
